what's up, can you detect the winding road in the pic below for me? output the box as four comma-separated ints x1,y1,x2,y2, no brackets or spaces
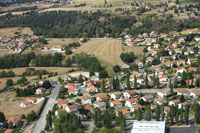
31,83,61,133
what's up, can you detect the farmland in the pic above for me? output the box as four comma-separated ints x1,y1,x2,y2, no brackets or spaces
73,39,144,74
0,27,33,37
0,91,43,118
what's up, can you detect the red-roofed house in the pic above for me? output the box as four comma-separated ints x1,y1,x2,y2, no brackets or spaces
97,94,108,102
35,87,46,94
58,99,68,108
8,116,22,127
110,101,122,109
125,98,138,107
65,105,78,112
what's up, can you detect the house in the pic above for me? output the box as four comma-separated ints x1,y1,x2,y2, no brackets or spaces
157,89,171,97
165,61,173,67
58,99,68,109
64,83,73,88
177,59,185,66
178,102,189,109
153,43,160,48
122,64,130,69
135,60,143,67
194,36,200,42
38,79,46,86
125,98,139,107
110,101,123,109
141,95,154,102
97,94,109,102
190,90,200,98
177,89,190,96
20,97,36,107
160,56,169,62
130,105,142,112
188,67,198,72
35,87,46,94
94,102,106,110
122,109,131,117
169,99,180,106
130,71,142,78
81,96,92,104
86,85,99,93
65,105,78,112
159,75,168,82
110,92,122,100
123,90,137,99
5,129,14,133
68,88,79,96
55,109,66,116
188,58,198,65
8,116,22,127
84,105,93,113
154,96,166,105
177,67,186,73
172,42,179,48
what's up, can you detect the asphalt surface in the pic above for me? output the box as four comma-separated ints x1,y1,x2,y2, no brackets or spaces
82,121,95,133
31,84,61,133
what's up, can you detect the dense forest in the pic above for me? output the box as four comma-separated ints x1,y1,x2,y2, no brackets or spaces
0,11,200,38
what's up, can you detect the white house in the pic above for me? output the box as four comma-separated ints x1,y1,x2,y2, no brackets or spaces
35,87,46,95
110,101,123,109
190,90,200,98
65,105,78,112
123,90,137,99
177,89,190,96
154,96,166,105
130,105,142,112
110,92,122,100
96,94,108,102
168,99,180,106
81,96,92,104
94,102,106,110
157,89,170,97
125,98,138,107
141,95,154,102
58,99,68,109
20,97,36,108
194,36,200,42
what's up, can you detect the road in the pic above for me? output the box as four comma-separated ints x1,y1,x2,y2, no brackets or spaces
82,121,95,133
31,84,61,133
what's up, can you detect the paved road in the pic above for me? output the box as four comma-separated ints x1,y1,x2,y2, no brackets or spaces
31,84,61,133
82,121,94,133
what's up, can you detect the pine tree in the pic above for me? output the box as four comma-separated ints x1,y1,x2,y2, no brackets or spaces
137,107,142,120
166,111,169,125
146,106,151,121
180,94,185,102
156,105,160,121
0,112,5,123
185,105,189,125
170,79,173,93
156,76,160,88
116,77,120,91
101,79,105,93
153,72,156,87
134,75,137,89
174,77,178,88
180,107,184,124
161,106,165,121
112,77,116,90
175,111,179,125
145,74,148,88
126,74,131,90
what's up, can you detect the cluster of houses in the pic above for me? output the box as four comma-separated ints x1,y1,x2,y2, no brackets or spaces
55,86,200,118
122,31,200,88
0,35,40,54
42,45,65,53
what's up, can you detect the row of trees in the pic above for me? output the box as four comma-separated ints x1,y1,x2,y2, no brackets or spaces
0,70,15,78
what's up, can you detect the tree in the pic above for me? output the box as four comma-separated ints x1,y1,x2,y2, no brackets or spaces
126,74,131,90
156,105,160,121
115,77,120,91
120,52,136,63
16,76,27,85
170,79,173,93
112,77,116,90
175,111,179,125
42,80,52,89
113,65,121,73
65,57,72,67
145,74,148,88
65,46,72,55
89,70,95,77
161,106,165,121
180,94,185,102
137,107,142,121
99,70,108,79
146,106,151,121
134,75,137,89
180,107,184,124
156,76,160,88
174,77,178,88
185,105,189,125
26,110,36,122
101,79,105,93
0,112,5,123
6,79,13,87
166,111,169,125
78,74,83,83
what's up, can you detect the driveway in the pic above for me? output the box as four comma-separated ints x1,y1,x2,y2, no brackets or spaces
31,84,61,133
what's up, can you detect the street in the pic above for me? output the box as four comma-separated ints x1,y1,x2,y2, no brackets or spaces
31,84,61,133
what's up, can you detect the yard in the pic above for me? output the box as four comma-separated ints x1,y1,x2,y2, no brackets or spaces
0,91,43,118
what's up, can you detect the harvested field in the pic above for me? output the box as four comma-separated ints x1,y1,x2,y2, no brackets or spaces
74,39,124,66
0,91,43,118
123,45,145,60
0,27,33,37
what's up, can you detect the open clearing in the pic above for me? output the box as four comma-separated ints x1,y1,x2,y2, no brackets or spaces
0,91,43,118
74,39,124,66
73,39,144,74
0,27,33,37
